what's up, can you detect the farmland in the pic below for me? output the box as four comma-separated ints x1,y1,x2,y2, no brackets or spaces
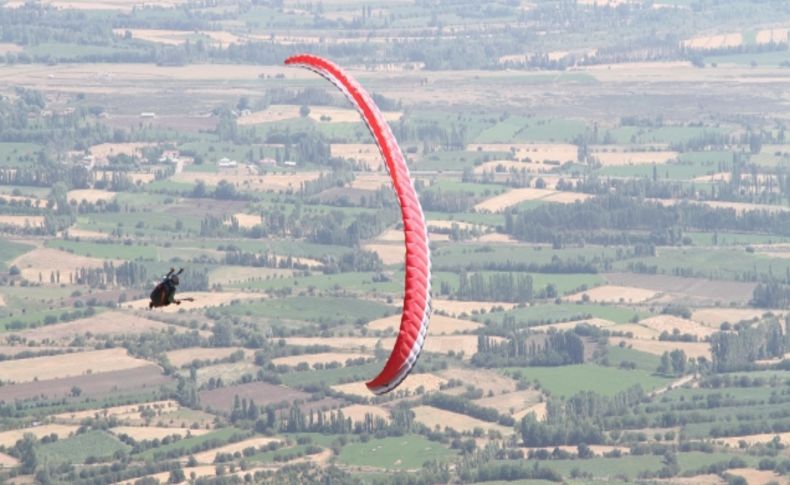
0,0,786,483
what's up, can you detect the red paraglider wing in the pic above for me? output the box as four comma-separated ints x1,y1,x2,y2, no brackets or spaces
284,54,431,394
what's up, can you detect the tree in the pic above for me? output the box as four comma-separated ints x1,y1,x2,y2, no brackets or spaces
299,105,310,118
658,352,671,375
169,467,186,483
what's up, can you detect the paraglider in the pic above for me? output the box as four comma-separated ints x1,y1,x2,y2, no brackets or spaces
149,268,194,309
285,54,432,395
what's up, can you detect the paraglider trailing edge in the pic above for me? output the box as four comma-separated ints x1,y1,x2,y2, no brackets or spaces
284,54,432,395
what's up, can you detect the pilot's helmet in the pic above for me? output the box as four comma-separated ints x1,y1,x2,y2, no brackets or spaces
170,274,180,286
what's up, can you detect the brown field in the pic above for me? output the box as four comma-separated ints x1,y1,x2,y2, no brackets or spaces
110,426,210,441
237,104,400,125
283,337,382,352
0,215,45,228
199,382,309,412
439,368,518,395
756,28,789,44
112,28,187,45
474,389,543,416
125,291,266,312
333,373,447,398
0,452,18,468
412,405,513,435
0,193,45,207
565,285,658,303
66,189,116,203
0,424,78,447
368,314,481,335
229,212,262,228
611,337,712,359
7,311,176,342
208,266,292,286
165,347,246,367
349,173,390,190
4,0,186,11
639,315,716,338
691,308,775,327
362,243,404,265
0,43,22,54
467,143,577,164
514,402,548,422
431,299,517,317
375,228,403,242
89,142,153,161
474,188,591,212
592,151,677,166
270,352,371,367
288,330,485,363
608,323,661,339
94,170,156,185
63,227,111,239
195,361,259,387
727,468,785,485
331,144,383,169
118,466,219,485
475,233,519,244
0,348,150,383
190,436,282,464
604,273,756,305
53,400,179,424
714,431,790,447
331,404,390,424
0,365,173,403
11,246,109,282
531,317,617,333
171,171,322,193
683,33,743,50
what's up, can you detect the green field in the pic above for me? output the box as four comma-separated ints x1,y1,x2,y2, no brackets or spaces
136,428,244,461
603,345,661,372
0,240,32,269
477,303,649,326
45,239,158,260
503,364,672,397
221,296,397,324
38,430,130,464
338,435,457,469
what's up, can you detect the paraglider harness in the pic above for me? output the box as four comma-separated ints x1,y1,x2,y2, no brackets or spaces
149,268,192,309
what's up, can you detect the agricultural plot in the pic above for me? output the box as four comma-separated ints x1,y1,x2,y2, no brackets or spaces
565,285,659,304
38,430,130,464
199,382,309,413
503,364,673,398
125,291,266,312
270,352,371,367
11,246,110,282
338,435,457,470
412,406,513,435
0,366,173,403
610,337,712,360
165,347,247,368
333,373,447,398
110,426,210,441
0,348,150,384
8,311,176,342
367,313,481,335
190,436,282,464
474,188,592,212
0,424,78,447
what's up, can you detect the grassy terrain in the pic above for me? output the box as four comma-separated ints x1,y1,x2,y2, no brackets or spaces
338,435,457,469
221,296,397,324
503,364,672,398
38,430,130,464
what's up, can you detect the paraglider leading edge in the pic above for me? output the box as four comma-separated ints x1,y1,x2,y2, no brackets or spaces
284,54,432,395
